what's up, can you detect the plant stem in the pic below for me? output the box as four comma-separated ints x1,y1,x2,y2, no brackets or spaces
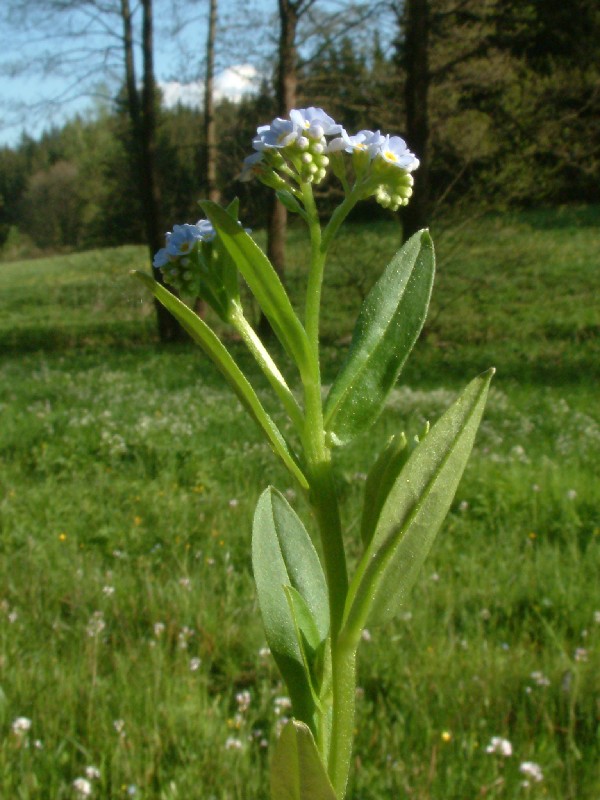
302,182,327,360
229,302,304,433
322,189,360,253
328,638,357,798
300,180,357,798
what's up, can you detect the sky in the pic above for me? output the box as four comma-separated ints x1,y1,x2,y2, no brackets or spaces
0,0,270,148
0,0,389,149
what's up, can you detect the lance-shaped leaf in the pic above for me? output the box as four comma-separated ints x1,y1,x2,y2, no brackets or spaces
132,272,308,490
343,369,494,635
270,720,337,800
283,586,327,710
200,201,311,373
324,230,435,445
360,432,408,549
253,488,329,726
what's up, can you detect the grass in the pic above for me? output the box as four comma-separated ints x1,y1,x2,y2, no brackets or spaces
0,205,599,799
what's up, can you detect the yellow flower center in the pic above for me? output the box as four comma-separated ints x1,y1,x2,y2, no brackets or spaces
384,150,398,162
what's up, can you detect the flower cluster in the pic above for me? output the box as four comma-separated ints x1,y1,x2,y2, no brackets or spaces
243,107,341,186
153,219,216,297
241,107,419,212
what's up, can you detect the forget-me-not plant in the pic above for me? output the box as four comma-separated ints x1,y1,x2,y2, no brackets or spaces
134,106,493,800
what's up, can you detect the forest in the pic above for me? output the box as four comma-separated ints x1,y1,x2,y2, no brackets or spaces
0,0,598,259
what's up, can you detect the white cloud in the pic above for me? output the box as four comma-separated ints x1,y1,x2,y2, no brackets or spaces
160,64,260,109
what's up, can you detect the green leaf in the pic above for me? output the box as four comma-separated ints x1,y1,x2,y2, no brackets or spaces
360,432,408,549
324,230,435,445
132,271,308,490
344,369,494,634
283,586,326,710
252,488,329,725
283,585,323,655
276,190,304,216
199,201,311,373
270,720,337,800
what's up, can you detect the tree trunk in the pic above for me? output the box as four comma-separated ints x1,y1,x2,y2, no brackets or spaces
204,0,220,204
121,0,184,342
268,0,299,277
402,0,431,240
260,0,299,337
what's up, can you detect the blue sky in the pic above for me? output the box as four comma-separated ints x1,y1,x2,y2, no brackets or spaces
0,0,390,149
0,0,270,148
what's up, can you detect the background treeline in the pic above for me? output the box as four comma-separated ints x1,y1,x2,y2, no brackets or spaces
0,0,598,257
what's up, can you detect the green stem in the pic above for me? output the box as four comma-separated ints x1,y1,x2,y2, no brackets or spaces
321,189,360,253
299,181,357,797
328,638,357,798
302,182,327,359
229,302,304,433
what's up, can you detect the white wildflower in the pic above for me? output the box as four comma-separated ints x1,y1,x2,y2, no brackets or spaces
72,777,92,797
178,625,194,649
85,766,101,780
236,690,251,713
189,657,201,672
485,736,513,757
273,696,292,716
530,671,550,687
86,611,105,638
519,761,543,783
12,716,32,736
225,736,244,751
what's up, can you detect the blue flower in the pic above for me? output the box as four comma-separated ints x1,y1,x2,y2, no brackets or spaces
328,129,384,155
289,107,342,140
374,135,419,172
165,224,204,257
195,219,216,242
253,118,298,150
239,151,265,182
153,247,172,269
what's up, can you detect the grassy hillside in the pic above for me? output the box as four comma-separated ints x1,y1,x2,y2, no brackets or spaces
0,207,598,799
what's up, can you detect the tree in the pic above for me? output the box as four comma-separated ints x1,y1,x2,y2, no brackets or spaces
1,0,183,341
203,0,220,203
398,0,431,238
121,0,185,341
266,0,308,284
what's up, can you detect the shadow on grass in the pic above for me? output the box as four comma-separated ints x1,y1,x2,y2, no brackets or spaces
0,320,157,355
2,316,598,388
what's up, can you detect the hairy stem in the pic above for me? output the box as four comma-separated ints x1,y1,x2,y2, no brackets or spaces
229,302,304,433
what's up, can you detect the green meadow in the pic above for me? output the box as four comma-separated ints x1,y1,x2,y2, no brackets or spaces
0,206,599,799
